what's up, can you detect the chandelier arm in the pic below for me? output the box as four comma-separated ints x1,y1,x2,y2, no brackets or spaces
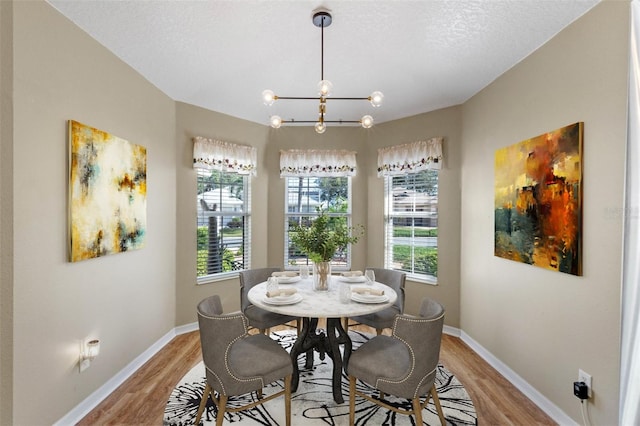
275,96,321,100
274,96,370,101
326,97,371,101
281,120,362,124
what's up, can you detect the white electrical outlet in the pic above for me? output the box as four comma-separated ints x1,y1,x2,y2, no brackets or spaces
578,369,592,398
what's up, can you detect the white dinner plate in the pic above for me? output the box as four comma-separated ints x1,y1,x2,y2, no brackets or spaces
276,276,301,284
351,292,389,304
262,293,303,305
339,276,366,283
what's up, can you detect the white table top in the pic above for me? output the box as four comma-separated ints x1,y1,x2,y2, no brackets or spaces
247,277,397,318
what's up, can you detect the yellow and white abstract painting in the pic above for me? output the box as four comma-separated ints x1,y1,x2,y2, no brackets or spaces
69,120,147,262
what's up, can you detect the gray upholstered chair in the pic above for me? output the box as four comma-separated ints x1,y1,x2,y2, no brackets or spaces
348,268,406,335
347,298,446,426
239,267,298,334
195,295,293,426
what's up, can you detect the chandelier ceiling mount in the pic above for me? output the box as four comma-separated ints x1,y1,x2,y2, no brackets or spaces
262,10,383,134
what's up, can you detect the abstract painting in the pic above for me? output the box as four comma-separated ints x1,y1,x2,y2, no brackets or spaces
494,122,583,275
69,120,147,262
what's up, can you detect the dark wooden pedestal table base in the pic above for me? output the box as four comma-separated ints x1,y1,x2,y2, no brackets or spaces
290,317,352,403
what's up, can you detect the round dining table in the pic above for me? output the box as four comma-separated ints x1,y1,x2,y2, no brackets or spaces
248,276,397,404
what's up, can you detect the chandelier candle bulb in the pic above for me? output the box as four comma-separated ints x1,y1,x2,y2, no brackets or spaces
370,91,384,107
269,115,282,128
318,80,333,97
361,115,374,128
262,89,276,106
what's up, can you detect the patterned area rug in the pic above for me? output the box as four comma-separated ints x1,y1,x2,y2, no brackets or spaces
164,330,477,425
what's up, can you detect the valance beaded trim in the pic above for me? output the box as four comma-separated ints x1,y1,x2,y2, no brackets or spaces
193,136,257,176
280,149,357,177
377,138,443,176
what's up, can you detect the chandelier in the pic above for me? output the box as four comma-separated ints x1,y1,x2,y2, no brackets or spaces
262,10,384,134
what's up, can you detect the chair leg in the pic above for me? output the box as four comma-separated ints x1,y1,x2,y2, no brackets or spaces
349,376,357,426
284,374,292,426
430,384,446,426
216,394,228,426
375,328,383,335
194,383,211,426
412,397,423,425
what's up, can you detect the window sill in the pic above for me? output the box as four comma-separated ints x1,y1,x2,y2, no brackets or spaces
197,271,240,285
406,274,438,286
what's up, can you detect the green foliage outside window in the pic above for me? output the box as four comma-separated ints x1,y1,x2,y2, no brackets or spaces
197,226,241,275
392,245,438,277
393,227,438,238
285,176,355,267
386,169,439,279
318,177,348,205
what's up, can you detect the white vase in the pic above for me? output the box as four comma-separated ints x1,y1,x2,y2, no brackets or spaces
313,261,331,291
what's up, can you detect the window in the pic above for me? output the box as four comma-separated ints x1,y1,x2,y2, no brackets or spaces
284,176,352,269
384,169,438,281
197,169,250,281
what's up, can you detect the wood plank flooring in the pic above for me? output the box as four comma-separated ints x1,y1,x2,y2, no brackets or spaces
77,323,556,425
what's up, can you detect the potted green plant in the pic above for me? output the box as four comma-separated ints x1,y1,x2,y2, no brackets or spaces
290,207,364,291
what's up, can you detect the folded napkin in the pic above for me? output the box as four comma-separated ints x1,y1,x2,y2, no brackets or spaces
272,271,298,277
266,288,298,298
342,271,363,277
351,287,385,296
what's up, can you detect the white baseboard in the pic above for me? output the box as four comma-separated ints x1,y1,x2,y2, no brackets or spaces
56,321,575,426
53,328,178,426
443,324,461,338
459,330,578,426
175,321,199,335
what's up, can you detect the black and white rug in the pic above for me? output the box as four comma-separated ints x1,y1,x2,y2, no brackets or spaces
164,330,477,425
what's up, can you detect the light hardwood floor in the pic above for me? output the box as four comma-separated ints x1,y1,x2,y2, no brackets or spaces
77,323,556,425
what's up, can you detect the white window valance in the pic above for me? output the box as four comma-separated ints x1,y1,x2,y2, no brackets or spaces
280,149,357,177
193,136,257,176
377,137,443,177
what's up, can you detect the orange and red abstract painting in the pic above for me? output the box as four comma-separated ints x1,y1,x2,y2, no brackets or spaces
69,120,147,262
494,122,583,275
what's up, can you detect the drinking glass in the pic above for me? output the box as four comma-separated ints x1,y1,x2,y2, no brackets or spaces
266,277,279,294
364,269,375,286
299,264,309,279
339,282,351,303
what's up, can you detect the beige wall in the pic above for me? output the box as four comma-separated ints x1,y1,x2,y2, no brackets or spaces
366,107,462,326
175,102,270,325
1,0,630,424
460,1,628,424
10,2,177,424
0,1,14,424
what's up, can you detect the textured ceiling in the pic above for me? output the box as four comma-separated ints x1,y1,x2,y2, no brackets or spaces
47,0,600,128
